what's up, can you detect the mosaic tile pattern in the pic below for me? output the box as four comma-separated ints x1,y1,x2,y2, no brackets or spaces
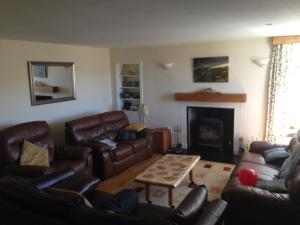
127,160,235,207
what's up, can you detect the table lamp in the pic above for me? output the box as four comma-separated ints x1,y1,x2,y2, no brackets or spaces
139,104,149,124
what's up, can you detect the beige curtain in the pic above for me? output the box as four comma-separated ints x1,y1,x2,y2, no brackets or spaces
265,44,293,143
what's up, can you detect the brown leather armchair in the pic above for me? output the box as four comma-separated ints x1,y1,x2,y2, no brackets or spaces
0,121,93,179
222,138,300,225
65,111,153,179
0,177,227,225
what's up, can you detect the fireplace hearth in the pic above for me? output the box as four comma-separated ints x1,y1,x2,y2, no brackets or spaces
187,106,234,162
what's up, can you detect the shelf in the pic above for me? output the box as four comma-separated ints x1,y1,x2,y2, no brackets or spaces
120,87,140,89
120,75,139,77
120,98,140,101
175,92,247,102
122,109,139,114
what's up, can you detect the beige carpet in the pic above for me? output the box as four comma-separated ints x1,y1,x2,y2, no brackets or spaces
124,160,235,207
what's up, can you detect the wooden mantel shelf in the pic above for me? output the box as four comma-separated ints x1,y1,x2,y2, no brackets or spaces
175,92,247,103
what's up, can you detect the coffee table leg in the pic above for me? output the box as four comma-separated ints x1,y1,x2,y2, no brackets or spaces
145,184,152,204
168,187,174,208
189,170,195,186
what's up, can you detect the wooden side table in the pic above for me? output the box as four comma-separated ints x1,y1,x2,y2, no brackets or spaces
150,127,172,154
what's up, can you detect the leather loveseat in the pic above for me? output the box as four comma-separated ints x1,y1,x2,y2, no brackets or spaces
222,137,300,225
65,111,152,179
0,121,93,179
0,175,227,225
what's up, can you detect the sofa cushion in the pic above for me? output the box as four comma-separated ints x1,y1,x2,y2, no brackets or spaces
113,144,133,162
125,138,148,154
256,179,287,193
239,152,266,164
65,115,106,144
263,148,289,164
20,140,50,167
99,111,129,140
125,123,148,132
231,162,279,180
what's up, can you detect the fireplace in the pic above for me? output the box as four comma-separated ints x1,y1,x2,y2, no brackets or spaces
187,106,234,162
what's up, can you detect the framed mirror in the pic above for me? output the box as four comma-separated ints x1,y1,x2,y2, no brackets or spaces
28,61,76,106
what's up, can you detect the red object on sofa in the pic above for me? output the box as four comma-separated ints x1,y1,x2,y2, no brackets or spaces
238,167,257,186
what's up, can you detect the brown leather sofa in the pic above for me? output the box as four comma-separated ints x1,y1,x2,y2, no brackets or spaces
0,121,93,179
65,111,152,179
222,138,300,225
0,175,227,225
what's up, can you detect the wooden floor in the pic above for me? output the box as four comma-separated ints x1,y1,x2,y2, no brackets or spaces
97,154,162,194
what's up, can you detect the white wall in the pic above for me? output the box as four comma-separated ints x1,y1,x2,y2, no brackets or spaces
0,39,112,144
110,38,272,152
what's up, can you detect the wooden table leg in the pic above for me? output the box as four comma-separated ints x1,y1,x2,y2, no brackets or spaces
168,187,174,208
189,170,196,187
145,184,152,204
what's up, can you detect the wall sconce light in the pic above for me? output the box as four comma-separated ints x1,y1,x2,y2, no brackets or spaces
252,58,270,67
160,62,174,70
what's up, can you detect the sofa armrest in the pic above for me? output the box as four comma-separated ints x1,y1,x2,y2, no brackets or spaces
222,177,294,221
30,167,75,190
175,185,208,222
0,164,53,178
55,146,92,160
249,141,288,154
192,199,227,225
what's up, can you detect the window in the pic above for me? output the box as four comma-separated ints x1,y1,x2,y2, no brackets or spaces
285,43,300,139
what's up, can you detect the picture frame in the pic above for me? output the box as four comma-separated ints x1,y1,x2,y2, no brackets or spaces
193,56,229,82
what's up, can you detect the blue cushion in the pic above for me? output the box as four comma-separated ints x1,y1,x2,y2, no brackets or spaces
256,179,287,193
263,148,289,164
118,129,136,141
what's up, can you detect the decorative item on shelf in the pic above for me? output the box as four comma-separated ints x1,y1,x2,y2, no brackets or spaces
123,102,132,110
121,64,138,75
139,104,150,123
160,62,174,70
174,124,182,151
252,58,270,67
130,104,139,111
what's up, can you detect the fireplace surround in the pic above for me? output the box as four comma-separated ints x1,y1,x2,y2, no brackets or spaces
187,106,234,162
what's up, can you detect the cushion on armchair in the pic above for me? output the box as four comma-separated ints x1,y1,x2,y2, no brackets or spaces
263,148,289,164
20,140,49,167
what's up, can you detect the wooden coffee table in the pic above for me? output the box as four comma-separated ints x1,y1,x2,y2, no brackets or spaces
134,154,200,208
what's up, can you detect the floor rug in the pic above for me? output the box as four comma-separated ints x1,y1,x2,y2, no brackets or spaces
124,160,235,207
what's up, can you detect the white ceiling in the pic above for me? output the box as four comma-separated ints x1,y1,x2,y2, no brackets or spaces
1,0,300,47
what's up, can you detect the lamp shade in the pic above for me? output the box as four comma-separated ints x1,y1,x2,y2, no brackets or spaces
138,104,150,116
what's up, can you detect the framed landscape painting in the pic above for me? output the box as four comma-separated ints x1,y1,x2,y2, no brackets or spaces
193,56,229,82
